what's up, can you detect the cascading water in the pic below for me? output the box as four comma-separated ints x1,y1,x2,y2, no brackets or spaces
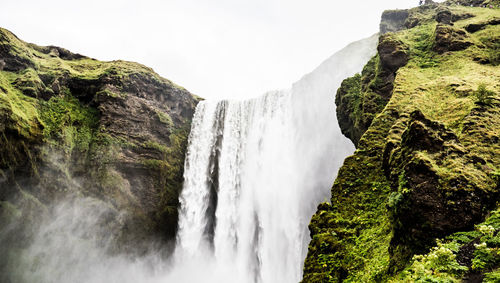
0,35,378,283
173,35,379,283
177,91,301,283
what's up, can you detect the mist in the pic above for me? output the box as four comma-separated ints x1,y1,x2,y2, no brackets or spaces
1,34,376,282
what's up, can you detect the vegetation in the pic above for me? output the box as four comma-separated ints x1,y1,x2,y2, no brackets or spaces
474,83,496,104
304,2,500,282
395,208,500,282
0,24,197,245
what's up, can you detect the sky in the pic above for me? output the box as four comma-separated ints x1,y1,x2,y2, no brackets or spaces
0,0,440,100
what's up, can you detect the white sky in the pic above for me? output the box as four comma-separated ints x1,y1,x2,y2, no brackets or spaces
0,0,437,100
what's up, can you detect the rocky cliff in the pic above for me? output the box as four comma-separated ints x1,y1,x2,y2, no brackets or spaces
0,27,198,260
303,0,499,281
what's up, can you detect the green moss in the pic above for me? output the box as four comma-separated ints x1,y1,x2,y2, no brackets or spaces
393,208,500,282
304,4,500,282
40,93,99,152
143,141,169,153
155,126,190,237
474,83,496,104
484,269,500,282
0,72,42,140
96,89,121,98
156,110,174,129
336,54,393,145
394,241,467,282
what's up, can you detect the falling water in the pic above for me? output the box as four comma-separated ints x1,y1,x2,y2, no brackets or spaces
0,35,378,283
174,35,379,283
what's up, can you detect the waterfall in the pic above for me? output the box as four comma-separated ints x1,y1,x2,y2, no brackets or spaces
0,35,378,283
174,34,378,283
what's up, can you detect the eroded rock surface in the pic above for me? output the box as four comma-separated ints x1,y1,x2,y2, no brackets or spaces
0,27,199,254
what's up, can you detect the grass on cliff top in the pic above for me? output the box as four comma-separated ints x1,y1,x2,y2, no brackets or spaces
0,27,186,90
390,12,500,191
393,18,499,132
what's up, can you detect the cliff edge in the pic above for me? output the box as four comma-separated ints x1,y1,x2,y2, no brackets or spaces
0,27,199,259
303,0,500,281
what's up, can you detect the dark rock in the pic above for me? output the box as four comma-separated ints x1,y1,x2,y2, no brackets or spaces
463,273,485,283
384,110,498,267
336,35,409,146
404,17,422,29
465,18,500,33
433,24,473,53
378,34,409,72
466,23,486,33
452,12,475,22
457,238,480,267
436,8,453,25
380,10,410,34
0,30,35,72
29,43,87,60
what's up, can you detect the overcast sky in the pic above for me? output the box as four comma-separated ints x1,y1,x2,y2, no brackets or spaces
1,0,438,100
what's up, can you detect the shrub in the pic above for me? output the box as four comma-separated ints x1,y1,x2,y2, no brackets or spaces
473,84,495,105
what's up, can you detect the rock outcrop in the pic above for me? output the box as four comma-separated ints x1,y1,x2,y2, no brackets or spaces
335,34,408,146
0,27,199,256
380,10,410,34
434,24,474,53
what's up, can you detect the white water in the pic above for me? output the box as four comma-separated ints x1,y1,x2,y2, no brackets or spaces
0,35,377,283
173,34,378,283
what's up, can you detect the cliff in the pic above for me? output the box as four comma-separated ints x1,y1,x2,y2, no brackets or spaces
0,27,198,256
303,0,500,282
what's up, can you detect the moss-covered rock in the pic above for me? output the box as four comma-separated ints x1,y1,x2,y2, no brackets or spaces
434,24,474,53
335,34,408,146
0,26,199,256
303,1,500,281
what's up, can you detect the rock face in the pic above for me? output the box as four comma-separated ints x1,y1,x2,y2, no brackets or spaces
0,27,199,256
303,1,500,282
434,24,473,53
335,34,408,146
384,110,498,268
380,10,410,34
